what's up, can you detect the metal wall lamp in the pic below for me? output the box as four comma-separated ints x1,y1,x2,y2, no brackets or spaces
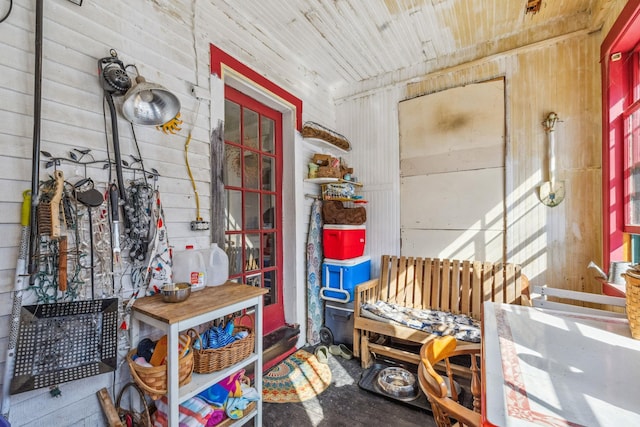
539,112,566,207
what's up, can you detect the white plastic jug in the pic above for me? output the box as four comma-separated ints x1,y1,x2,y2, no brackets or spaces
205,243,229,286
172,245,206,291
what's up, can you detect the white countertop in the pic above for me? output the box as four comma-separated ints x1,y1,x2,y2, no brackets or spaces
482,302,640,427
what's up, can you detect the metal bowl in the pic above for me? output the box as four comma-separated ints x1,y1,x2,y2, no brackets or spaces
161,283,191,303
377,367,418,399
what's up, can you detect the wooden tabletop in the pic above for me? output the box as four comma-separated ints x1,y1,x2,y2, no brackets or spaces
131,283,268,324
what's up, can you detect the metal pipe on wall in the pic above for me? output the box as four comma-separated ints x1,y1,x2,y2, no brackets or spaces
28,0,43,278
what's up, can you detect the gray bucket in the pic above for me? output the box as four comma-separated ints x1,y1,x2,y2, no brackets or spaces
608,262,633,285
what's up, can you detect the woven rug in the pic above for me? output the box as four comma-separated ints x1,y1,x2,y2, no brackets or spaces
262,349,332,403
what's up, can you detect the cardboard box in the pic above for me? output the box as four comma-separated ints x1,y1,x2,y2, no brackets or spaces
311,153,332,166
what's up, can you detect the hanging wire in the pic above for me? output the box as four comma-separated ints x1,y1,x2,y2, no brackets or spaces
185,100,203,221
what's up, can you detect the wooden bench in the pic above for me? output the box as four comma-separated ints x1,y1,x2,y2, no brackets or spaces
353,255,528,367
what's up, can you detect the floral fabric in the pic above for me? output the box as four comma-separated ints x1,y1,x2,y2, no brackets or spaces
306,200,324,345
361,300,481,342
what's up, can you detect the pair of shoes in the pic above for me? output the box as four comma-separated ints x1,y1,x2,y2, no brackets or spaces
314,345,329,364
329,344,353,360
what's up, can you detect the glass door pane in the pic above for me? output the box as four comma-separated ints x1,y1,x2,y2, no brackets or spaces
223,85,284,334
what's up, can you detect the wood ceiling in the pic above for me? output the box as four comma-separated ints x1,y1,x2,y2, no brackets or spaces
210,0,612,97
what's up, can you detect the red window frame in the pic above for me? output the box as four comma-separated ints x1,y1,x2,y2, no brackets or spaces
601,2,640,266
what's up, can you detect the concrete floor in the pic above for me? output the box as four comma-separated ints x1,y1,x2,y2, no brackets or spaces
261,346,437,427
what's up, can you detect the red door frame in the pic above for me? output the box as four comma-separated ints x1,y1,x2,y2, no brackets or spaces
601,1,640,267
210,44,303,338
224,86,284,334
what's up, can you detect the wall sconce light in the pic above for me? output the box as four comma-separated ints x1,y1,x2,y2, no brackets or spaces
539,112,566,207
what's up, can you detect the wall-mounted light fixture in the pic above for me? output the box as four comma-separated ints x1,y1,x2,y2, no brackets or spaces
122,74,180,126
539,112,566,207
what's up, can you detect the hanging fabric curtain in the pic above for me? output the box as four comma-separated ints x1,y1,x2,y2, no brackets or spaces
306,199,324,345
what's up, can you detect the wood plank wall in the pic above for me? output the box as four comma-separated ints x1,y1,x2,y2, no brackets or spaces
336,2,628,296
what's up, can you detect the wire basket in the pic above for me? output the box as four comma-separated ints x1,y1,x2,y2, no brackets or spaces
625,272,640,339
322,183,356,200
186,326,254,374
126,337,194,400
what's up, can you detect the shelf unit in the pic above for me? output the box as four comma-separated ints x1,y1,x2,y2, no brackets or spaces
304,178,362,186
304,178,366,203
130,283,268,427
303,137,351,153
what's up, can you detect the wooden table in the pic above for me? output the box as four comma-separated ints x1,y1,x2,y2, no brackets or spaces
482,301,640,426
130,283,267,427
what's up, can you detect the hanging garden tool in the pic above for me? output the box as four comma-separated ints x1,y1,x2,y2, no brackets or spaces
98,50,131,207
1,191,31,418
109,183,121,263
539,112,566,207
37,170,65,237
98,49,180,262
74,178,104,298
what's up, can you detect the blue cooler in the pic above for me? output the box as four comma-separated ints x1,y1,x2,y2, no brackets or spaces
320,255,371,303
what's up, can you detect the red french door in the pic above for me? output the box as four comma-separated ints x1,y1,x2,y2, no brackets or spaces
223,86,284,334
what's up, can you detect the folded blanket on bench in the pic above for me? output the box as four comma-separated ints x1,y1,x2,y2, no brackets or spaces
360,300,481,342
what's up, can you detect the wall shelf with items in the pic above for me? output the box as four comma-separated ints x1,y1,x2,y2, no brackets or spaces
303,137,350,154
301,121,351,152
304,178,363,186
129,284,268,427
304,178,366,203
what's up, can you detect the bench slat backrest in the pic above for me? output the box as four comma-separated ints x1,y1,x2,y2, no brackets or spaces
379,255,523,319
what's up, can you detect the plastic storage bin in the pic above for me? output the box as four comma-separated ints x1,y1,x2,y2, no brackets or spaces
322,224,366,260
324,300,355,346
320,255,371,302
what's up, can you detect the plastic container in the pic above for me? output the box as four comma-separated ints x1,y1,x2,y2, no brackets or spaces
323,225,366,260
324,300,354,345
172,245,206,291
320,255,371,302
203,243,229,286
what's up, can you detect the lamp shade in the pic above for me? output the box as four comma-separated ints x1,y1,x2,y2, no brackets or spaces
122,76,180,126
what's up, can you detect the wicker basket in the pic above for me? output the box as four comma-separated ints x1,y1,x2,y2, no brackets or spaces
624,272,640,339
186,326,254,374
301,121,351,151
116,382,151,427
127,343,194,400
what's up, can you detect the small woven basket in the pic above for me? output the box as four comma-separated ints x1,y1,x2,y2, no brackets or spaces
301,121,351,151
127,340,194,400
624,272,640,339
186,326,254,374
116,382,151,427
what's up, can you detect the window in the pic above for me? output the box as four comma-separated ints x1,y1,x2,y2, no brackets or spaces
625,98,640,232
601,3,640,266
